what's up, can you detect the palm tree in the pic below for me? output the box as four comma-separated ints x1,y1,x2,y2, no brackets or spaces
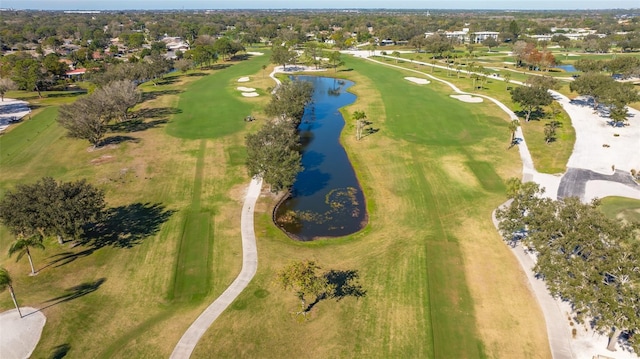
504,73,512,90
9,236,45,275
508,119,520,147
352,110,367,141
0,267,22,317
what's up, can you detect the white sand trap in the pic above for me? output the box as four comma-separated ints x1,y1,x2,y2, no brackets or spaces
247,51,264,56
404,77,430,85
450,94,483,103
237,86,256,92
0,307,46,359
242,92,259,97
237,77,250,82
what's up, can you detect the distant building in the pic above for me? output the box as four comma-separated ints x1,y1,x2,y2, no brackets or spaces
425,28,498,44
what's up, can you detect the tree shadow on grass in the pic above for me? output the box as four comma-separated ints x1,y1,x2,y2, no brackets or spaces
108,119,169,133
305,269,366,313
48,343,71,359
83,203,175,248
141,89,183,101
515,109,546,121
35,278,106,312
43,248,96,270
202,64,231,70
186,72,207,77
101,135,140,146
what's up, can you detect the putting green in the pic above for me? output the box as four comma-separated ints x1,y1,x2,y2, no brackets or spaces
166,57,265,139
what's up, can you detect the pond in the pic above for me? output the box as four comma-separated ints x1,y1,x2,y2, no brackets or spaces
555,64,577,72
274,76,368,241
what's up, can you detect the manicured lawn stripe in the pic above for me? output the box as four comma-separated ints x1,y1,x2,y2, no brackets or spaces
167,58,265,139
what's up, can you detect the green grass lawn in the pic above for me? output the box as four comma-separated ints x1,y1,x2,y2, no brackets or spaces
599,196,640,223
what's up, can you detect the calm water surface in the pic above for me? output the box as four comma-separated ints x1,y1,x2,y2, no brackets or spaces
274,76,367,241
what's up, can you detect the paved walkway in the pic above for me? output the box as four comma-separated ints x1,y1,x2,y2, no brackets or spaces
170,177,262,359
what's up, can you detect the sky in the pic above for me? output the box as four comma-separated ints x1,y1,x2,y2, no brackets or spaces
4,0,639,10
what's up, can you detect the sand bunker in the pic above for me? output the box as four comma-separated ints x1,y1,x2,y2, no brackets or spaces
404,77,430,85
0,308,46,359
237,87,256,92
450,94,483,103
247,52,264,56
242,92,259,97
237,77,250,82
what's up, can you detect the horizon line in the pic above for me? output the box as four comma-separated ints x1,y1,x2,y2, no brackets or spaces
2,7,640,11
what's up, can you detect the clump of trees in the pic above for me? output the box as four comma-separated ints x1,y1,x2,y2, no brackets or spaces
0,177,106,274
264,80,314,126
510,76,556,122
246,80,313,192
270,44,298,70
570,72,639,125
496,180,640,353
57,79,141,148
512,41,556,71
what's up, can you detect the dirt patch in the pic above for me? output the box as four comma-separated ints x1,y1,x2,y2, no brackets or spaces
91,155,115,165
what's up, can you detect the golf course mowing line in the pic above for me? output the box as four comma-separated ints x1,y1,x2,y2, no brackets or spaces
97,308,177,359
170,140,213,302
410,150,485,358
466,161,505,193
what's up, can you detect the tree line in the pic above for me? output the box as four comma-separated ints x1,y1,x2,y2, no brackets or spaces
496,180,639,353
245,80,313,192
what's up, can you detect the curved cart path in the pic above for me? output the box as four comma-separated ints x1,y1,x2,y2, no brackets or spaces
170,177,262,359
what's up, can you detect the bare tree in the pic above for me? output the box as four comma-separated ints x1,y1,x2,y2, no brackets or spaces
96,80,141,122
0,78,17,102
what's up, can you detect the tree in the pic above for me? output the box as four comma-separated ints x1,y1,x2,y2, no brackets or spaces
409,35,426,52
544,120,561,144
503,73,512,90
277,260,334,315
526,75,559,91
0,177,106,245
8,236,44,275
353,110,367,141
508,119,520,146
44,178,106,244
58,96,108,148
327,51,343,72
569,73,618,109
174,58,194,73
11,58,45,98
265,80,313,126
245,121,302,192
0,78,17,101
270,45,296,70
510,86,553,121
483,37,499,52
425,34,452,58
0,268,22,318
96,80,141,122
